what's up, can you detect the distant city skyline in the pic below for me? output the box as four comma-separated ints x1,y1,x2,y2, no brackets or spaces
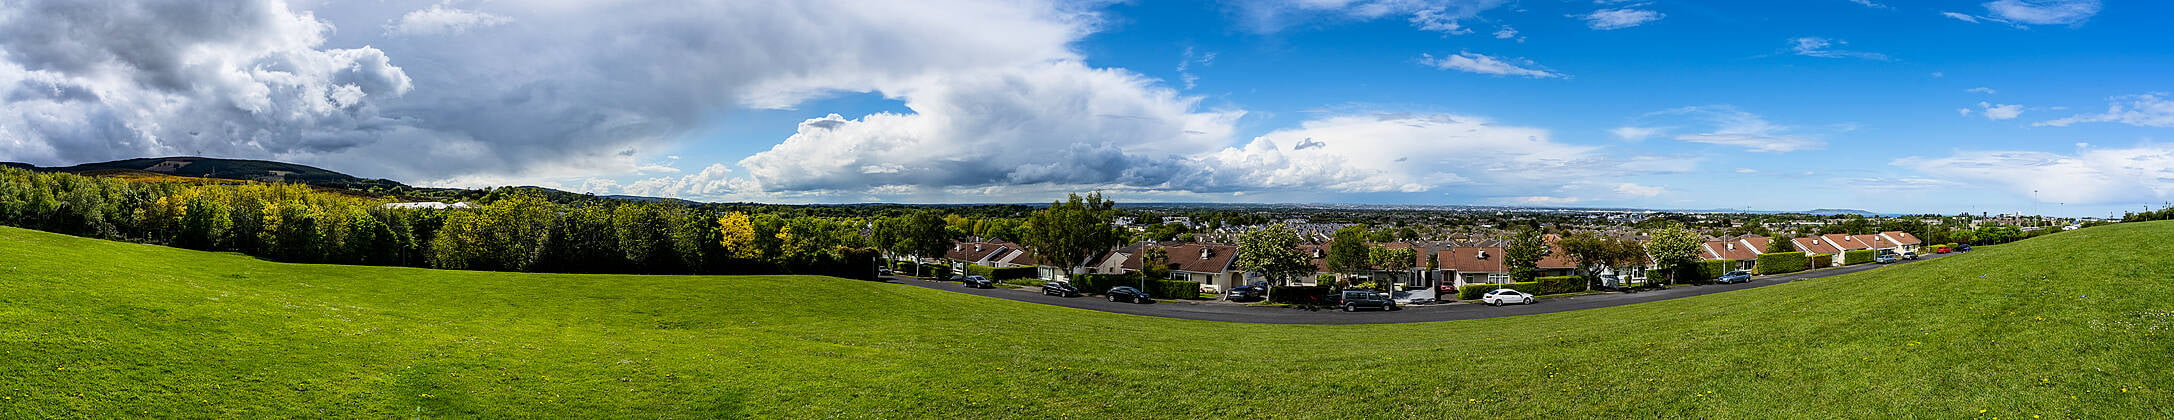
2,0,2168,217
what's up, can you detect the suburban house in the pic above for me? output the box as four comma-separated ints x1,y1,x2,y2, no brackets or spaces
944,241,1035,272
1114,243,1243,292
1699,235,1765,270
1820,234,1876,254
1790,236,1845,266
1876,231,1924,253
1437,241,1511,289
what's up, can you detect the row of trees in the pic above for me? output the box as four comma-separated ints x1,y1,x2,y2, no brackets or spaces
0,168,879,276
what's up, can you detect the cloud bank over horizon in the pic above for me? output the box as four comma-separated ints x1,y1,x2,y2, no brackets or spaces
0,0,2166,215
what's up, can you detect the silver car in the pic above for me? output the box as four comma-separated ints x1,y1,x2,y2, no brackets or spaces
1481,289,1535,306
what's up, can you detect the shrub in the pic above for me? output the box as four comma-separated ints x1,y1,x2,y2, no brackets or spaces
1811,254,1834,268
1842,249,1876,265
1536,275,1585,295
1147,279,1202,300
1459,282,1539,300
965,264,1037,280
1267,285,1333,304
891,261,950,278
1754,252,1808,275
1671,259,1733,284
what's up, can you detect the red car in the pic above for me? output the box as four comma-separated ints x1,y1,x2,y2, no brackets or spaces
1935,246,1953,254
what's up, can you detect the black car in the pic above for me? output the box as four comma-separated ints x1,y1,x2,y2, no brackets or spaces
962,275,995,289
1041,281,1079,297
1106,286,1152,303
1339,290,1396,312
1226,286,1265,302
1957,245,1974,252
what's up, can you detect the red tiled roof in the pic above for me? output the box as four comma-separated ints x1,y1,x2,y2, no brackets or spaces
1123,244,1238,274
1439,246,1507,273
1740,237,1774,254
1879,231,1922,245
1821,234,1873,251
1793,237,1841,254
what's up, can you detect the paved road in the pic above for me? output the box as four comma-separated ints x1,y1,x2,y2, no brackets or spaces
884,253,1953,325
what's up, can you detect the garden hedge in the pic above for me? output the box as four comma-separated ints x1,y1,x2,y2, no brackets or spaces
1069,273,1198,300
1459,282,1539,300
965,264,1037,280
1754,252,1808,275
1811,254,1834,268
1536,275,1585,295
1843,249,1876,265
890,261,951,278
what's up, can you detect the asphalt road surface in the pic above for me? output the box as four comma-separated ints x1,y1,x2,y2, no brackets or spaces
884,253,1952,325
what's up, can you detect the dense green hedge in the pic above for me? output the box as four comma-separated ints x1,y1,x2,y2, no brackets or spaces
1069,274,1135,294
1842,249,1876,265
890,261,951,278
1070,273,1198,300
966,264,1037,280
1459,282,1539,300
1754,252,1807,275
1695,259,1732,280
1811,254,1834,268
1268,285,1333,304
1536,276,1585,295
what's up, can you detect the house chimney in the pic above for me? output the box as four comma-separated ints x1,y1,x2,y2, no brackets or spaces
1477,249,1488,259
974,244,982,252
1726,243,1735,251
1200,248,1212,259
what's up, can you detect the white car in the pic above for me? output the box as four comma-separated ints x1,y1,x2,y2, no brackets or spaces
1480,289,1535,306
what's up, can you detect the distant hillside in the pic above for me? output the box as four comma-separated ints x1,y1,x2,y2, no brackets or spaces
1802,208,1879,216
10,156,407,190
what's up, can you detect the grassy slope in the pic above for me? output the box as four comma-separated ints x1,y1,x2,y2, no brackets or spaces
1,224,2170,418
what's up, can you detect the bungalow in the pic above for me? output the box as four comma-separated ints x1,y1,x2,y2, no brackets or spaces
1113,243,1243,292
1699,236,1764,271
1821,234,1875,253
944,240,1036,273
381,201,475,210
1876,231,1924,253
1437,241,1511,289
1791,236,1845,267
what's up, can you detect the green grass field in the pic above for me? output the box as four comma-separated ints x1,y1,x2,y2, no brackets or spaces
2,224,2170,418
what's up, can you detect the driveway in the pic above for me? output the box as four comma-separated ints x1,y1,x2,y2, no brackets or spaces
883,253,1952,325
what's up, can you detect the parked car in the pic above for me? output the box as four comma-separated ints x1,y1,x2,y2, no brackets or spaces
1339,290,1396,312
1900,252,1920,260
948,274,966,281
1717,270,1752,284
1934,246,1952,254
1106,286,1152,303
1225,286,1265,302
1957,245,1974,252
1875,253,1898,264
962,275,994,289
1041,281,1079,297
1481,289,1536,306
1391,290,1434,305
878,267,893,276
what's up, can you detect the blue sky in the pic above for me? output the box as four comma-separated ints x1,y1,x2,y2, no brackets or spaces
3,0,2170,217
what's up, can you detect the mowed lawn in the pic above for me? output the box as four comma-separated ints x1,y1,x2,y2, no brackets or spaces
2,225,2171,418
